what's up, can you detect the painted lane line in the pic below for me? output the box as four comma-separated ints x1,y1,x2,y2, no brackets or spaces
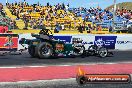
0,78,76,84
0,62,132,68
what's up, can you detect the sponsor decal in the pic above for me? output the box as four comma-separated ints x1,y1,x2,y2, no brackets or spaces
4,35,14,48
52,36,117,49
94,36,117,49
117,41,132,44
82,42,93,44
0,34,18,51
95,38,105,47
53,36,72,43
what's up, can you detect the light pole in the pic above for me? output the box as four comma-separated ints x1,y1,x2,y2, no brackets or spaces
114,0,117,13
112,0,117,31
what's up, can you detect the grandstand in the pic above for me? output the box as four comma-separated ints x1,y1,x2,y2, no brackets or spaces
0,1,132,34
4,6,25,29
0,3,18,33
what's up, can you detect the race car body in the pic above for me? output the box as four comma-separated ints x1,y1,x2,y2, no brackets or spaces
19,29,110,59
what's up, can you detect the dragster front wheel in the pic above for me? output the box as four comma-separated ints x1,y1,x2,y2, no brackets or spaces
98,47,108,58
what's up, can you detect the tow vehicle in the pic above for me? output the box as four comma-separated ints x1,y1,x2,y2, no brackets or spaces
19,28,112,59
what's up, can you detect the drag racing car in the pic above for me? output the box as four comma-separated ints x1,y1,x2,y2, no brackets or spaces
19,29,112,59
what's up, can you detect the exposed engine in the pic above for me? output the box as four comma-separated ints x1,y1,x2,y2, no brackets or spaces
72,38,85,55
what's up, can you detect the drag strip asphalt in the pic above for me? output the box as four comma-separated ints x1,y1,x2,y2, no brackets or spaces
0,51,131,67
0,78,132,88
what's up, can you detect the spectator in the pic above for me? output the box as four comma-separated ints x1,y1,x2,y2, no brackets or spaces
23,14,29,29
3,24,8,33
0,24,8,33
47,2,49,7
0,3,3,13
16,8,20,20
6,1,132,31
97,25,102,31
0,25,4,33
54,23,60,33
86,24,91,33
78,24,83,33
61,23,65,30
109,26,113,32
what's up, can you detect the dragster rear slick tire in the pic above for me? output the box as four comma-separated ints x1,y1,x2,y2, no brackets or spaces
36,42,53,59
28,45,38,58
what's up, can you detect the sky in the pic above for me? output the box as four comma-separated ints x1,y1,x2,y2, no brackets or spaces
1,0,132,9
